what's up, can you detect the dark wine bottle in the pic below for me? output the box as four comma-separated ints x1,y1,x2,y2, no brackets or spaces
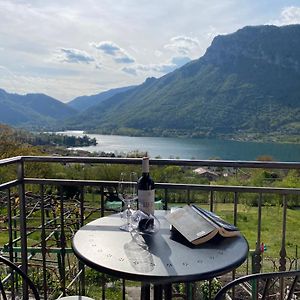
137,157,155,216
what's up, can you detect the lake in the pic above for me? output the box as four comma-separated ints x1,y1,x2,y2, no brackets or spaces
57,131,300,162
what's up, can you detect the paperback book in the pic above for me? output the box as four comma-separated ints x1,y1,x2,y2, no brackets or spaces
166,205,239,245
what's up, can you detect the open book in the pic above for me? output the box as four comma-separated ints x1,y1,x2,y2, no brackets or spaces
165,205,239,245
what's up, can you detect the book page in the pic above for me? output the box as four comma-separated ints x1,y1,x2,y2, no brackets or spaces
191,205,238,231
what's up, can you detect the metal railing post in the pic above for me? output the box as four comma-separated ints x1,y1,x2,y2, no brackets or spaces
251,193,262,300
17,158,29,299
279,195,288,300
40,184,48,299
59,186,66,296
79,187,86,296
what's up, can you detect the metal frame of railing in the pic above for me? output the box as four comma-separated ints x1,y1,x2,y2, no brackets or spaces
0,155,300,299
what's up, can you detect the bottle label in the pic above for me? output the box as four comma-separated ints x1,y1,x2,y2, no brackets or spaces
138,189,155,215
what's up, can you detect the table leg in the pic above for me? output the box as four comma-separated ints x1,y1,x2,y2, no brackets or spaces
141,282,150,300
164,284,172,299
153,284,163,300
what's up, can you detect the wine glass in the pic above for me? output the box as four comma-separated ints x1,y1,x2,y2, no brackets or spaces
118,172,138,232
131,210,160,235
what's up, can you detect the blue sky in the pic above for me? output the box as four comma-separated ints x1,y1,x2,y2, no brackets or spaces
0,0,300,102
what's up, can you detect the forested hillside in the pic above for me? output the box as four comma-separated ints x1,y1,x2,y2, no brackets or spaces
0,89,76,128
65,25,300,140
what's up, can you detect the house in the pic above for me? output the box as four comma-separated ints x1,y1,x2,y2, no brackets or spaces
193,167,219,181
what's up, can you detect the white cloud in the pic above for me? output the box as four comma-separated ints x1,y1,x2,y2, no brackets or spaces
164,35,200,55
122,67,137,76
122,55,191,76
0,1,299,100
274,6,300,25
55,48,95,64
91,41,135,64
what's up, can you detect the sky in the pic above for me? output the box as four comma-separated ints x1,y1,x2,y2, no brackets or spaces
0,0,300,103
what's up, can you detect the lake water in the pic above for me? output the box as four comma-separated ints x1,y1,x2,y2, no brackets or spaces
58,131,300,162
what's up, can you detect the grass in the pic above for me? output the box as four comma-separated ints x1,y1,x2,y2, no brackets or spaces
168,202,300,265
1,201,299,276
207,203,300,269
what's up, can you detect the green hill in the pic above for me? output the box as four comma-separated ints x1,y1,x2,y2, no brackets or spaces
0,89,77,129
67,85,136,111
65,25,300,140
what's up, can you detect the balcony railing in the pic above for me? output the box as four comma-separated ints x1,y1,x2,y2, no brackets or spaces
0,156,299,299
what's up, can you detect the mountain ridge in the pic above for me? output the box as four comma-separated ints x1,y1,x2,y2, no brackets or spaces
1,24,300,142
0,89,77,128
67,85,136,111
64,24,300,139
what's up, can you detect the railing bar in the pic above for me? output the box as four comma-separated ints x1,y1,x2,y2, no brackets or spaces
100,185,105,217
3,210,68,247
209,191,214,212
79,187,85,296
0,156,22,166
187,189,191,205
13,189,18,295
59,186,66,296
279,195,288,300
262,278,271,299
65,269,83,289
17,160,29,299
24,178,300,195
252,193,262,274
279,195,287,272
286,275,299,300
164,189,168,210
7,188,15,299
40,184,48,300
0,180,19,190
20,155,300,169
0,277,8,300
233,192,238,227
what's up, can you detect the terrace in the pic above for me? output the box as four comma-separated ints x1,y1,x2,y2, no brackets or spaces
0,155,300,299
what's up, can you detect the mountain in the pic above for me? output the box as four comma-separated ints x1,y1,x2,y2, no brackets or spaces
67,85,136,111
0,89,77,128
65,25,300,138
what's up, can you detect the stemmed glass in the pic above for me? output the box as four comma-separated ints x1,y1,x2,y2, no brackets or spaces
118,172,138,232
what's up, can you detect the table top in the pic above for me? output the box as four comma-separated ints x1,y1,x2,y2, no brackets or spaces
72,211,248,284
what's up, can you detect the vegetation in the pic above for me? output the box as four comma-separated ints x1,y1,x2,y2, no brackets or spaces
0,88,76,128
64,25,300,143
1,26,300,144
0,124,96,156
0,126,299,298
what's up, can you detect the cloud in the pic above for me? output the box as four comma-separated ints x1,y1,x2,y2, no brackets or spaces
91,41,135,64
275,6,300,25
115,56,135,64
122,67,137,76
164,35,200,55
122,55,191,76
56,48,95,64
269,6,300,26
93,41,120,55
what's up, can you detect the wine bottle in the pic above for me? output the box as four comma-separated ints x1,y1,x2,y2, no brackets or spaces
137,157,155,216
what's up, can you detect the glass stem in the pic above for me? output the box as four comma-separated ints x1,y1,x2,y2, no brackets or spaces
127,203,131,226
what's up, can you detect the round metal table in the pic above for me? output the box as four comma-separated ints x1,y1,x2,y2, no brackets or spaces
72,211,248,298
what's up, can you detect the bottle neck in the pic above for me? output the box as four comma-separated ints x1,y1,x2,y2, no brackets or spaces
142,158,149,173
